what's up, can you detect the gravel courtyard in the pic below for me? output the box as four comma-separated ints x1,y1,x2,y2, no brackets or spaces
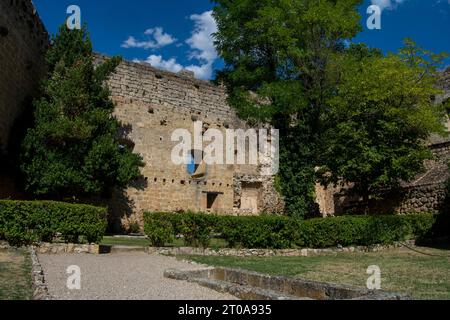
38,253,237,300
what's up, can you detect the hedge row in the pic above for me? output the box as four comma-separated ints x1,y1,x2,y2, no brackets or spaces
143,211,449,249
0,200,107,246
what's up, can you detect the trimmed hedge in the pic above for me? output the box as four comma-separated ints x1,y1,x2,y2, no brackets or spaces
218,215,300,249
0,200,107,246
143,211,448,249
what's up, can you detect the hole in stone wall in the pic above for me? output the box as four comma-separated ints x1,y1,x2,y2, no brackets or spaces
0,27,9,37
155,74,163,79
207,193,219,209
26,60,33,71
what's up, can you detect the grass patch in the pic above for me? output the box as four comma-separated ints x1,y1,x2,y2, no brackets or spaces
0,248,33,300
101,236,151,247
101,236,228,248
179,247,450,300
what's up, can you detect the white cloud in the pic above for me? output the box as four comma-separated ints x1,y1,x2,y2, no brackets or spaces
145,28,177,48
186,11,218,66
182,10,219,80
121,27,176,49
129,11,219,80
141,55,184,73
185,63,214,81
371,0,408,12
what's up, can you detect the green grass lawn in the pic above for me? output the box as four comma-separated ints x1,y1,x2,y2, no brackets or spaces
179,247,450,300
101,236,228,248
0,248,33,300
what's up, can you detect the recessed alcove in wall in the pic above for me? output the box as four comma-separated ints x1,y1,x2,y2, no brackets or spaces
203,191,224,211
0,26,9,37
240,182,262,215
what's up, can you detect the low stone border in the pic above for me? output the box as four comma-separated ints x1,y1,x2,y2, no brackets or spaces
3,239,417,257
0,241,9,250
150,240,416,257
165,267,410,300
1,241,52,300
29,247,53,300
35,243,101,254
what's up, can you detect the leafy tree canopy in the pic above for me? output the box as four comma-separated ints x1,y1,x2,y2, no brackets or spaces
213,0,449,217
318,39,448,210
213,0,363,218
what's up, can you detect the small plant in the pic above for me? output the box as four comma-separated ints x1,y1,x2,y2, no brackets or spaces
143,212,174,247
127,221,141,235
179,212,217,248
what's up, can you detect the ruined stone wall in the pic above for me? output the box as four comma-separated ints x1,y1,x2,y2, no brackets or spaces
98,56,283,229
394,183,447,214
0,0,48,152
318,144,450,216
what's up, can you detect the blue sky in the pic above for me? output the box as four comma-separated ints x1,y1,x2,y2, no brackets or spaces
33,0,450,80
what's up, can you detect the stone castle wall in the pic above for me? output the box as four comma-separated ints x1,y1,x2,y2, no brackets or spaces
0,0,48,152
98,56,284,230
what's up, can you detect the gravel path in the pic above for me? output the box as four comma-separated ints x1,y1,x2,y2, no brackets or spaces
38,253,237,300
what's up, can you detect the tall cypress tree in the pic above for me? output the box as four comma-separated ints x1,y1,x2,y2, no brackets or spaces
21,25,144,199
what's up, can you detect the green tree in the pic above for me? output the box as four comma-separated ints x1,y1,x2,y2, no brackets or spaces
213,0,363,218
318,40,448,213
21,25,144,199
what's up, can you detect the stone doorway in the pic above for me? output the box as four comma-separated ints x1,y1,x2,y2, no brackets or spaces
203,192,223,212
240,182,261,215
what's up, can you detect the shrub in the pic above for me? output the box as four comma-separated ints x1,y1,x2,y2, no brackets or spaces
127,221,141,234
178,212,218,248
298,216,367,248
143,211,446,249
143,212,174,246
143,212,217,248
0,200,107,246
219,215,299,249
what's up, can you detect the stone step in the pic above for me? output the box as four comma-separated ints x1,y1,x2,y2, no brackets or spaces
109,245,148,254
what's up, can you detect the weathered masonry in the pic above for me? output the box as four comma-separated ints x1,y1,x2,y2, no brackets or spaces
0,0,48,152
99,56,284,229
0,0,48,198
